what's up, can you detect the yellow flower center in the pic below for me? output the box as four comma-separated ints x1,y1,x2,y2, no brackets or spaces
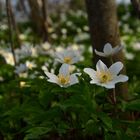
97,71,113,83
64,57,72,64
27,64,33,69
58,74,70,85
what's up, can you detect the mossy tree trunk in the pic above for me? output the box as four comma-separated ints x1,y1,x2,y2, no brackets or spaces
85,0,128,99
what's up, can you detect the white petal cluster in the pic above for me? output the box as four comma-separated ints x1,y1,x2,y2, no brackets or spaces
95,43,123,57
3,40,128,89
14,63,27,74
55,48,80,64
15,43,32,60
26,61,36,70
0,48,15,66
45,64,80,87
84,60,128,89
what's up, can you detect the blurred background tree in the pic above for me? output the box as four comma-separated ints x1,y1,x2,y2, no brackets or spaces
28,0,49,42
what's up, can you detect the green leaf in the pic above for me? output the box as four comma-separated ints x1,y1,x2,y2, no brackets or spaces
57,122,69,134
39,90,54,108
24,127,51,140
84,119,100,135
105,133,113,140
97,112,112,130
126,99,140,111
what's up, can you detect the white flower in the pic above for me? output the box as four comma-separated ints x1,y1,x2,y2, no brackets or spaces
19,34,26,40
124,51,134,60
44,64,80,87
0,24,8,30
41,42,51,50
14,63,27,74
41,63,49,71
55,48,80,64
95,43,123,57
15,43,32,60
0,76,4,82
20,44,32,57
26,61,36,70
0,48,15,66
37,42,53,55
133,42,140,51
84,60,128,89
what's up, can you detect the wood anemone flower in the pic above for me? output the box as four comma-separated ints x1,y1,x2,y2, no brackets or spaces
14,63,27,74
55,48,80,64
95,43,123,57
84,60,128,89
44,64,80,87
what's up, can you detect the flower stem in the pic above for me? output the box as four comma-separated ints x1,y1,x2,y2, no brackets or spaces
112,88,116,105
110,57,117,105
110,57,114,64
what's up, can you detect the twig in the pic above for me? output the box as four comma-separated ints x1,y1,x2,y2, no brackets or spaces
8,0,21,47
42,0,49,42
6,0,17,66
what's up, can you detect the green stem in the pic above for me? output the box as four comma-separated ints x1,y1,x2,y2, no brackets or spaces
110,56,117,105
112,88,116,105
110,57,114,64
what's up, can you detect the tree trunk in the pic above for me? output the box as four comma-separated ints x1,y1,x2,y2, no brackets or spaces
28,0,49,42
16,0,28,15
42,0,49,41
131,0,140,18
6,0,21,48
85,0,128,99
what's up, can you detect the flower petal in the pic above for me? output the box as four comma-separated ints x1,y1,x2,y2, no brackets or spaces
103,82,115,89
90,79,99,84
96,82,115,89
74,73,81,76
84,68,97,78
72,56,80,64
55,52,64,63
103,43,113,55
69,74,79,86
14,63,27,74
109,62,123,75
112,45,123,55
112,74,128,84
95,49,106,57
96,60,108,72
44,71,58,84
63,50,73,57
55,58,63,63
59,64,70,76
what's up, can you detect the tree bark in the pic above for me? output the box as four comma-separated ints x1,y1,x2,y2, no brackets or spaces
42,0,49,41
85,0,128,99
6,0,21,48
28,0,49,42
16,0,28,15
131,0,140,18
